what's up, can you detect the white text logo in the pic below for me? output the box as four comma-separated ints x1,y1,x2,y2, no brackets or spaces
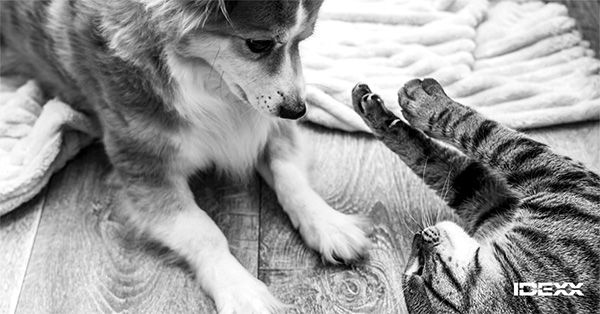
513,282,583,296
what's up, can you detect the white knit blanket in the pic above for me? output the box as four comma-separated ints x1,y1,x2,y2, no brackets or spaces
302,0,600,132
1,0,599,216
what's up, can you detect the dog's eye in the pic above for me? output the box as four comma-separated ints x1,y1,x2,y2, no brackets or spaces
245,39,275,54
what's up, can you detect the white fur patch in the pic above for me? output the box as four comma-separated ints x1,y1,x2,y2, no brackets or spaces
269,160,372,263
151,206,284,313
166,51,278,177
436,221,480,264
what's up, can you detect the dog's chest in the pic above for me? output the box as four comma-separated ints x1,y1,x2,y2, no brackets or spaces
175,106,275,177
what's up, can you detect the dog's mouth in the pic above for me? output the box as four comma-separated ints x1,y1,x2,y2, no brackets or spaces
233,84,250,104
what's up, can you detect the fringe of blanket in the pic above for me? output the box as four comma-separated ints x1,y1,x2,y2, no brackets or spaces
302,0,600,132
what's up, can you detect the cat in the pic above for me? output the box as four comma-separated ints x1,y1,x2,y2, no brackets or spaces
352,78,599,313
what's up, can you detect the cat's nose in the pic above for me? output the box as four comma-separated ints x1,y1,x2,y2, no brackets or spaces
421,226,440,246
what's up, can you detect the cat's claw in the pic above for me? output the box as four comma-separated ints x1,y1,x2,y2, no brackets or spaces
352,83,400,134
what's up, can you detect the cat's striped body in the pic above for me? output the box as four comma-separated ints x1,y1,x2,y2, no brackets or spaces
353,79,599,313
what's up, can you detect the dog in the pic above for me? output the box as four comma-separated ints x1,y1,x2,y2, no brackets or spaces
0,0,372,312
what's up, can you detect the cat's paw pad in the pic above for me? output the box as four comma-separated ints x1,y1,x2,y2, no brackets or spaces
398,78,450,131
352,83,400,134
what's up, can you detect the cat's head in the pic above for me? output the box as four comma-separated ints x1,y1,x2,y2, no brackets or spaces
402,220,595,313
402,221,502,313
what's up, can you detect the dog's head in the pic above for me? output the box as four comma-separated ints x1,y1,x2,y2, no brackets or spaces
162,0,324,120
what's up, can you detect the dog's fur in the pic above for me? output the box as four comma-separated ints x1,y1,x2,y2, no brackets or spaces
0,0,372,312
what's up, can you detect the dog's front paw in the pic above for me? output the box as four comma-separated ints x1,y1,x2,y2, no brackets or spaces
352,83,400,135
300,208,373,264
397,78,457,132
214,276,287,314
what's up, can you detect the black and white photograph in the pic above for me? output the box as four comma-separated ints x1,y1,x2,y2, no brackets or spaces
0,0,598,313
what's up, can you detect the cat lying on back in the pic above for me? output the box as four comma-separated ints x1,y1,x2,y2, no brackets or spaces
352,78,599,313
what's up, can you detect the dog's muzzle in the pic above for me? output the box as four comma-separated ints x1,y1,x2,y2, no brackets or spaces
278,102,307,120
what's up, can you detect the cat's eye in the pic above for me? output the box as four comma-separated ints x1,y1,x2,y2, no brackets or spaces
245,39,276,54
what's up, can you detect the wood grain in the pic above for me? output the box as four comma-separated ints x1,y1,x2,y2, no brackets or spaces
259,120,599,314
1,1,598,313
259,125,460,314
0,193,44,314
15,145,261,314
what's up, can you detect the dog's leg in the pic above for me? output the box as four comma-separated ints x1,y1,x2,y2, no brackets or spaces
114,168,283,314
258,124,372,264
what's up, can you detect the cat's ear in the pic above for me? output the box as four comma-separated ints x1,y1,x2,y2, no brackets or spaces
133,0,231,34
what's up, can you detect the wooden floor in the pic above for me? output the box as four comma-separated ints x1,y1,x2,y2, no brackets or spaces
1,1,598,314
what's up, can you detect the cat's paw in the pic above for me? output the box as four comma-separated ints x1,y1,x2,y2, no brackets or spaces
398,78,457,132
352,83,401,135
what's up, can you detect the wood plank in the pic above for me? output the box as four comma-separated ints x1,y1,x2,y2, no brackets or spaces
15,145,261,314
258,5,600,311
259,125,456,314
258,121,599,314
0,193,44,314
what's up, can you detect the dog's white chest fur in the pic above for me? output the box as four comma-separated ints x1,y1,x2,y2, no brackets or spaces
176,105,274,177
167,53,276,176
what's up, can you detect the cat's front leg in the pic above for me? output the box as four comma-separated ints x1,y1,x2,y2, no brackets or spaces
257,123,372,264
396,78,600,197
352,83,519,233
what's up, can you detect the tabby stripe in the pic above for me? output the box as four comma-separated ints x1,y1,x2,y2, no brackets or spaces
543,182,600,202
471,196,518,234
422,280,461,313
506,166,553,186
522,200,600,223
459,133,470,150
427,113,437,131
510,231,579,283
556,237,600,278
9,2,20,30
507,235,547,273
511,146,547,167
437,109,453,137
489,138,542,166
439,255,463,292
588,170,600,182
555,170,590,182
449,110,476,139
554,170,600,189
461,248,482,312
508,237,577,314
433,108,449,128
493,242,526,284
470,120,497,152
556,237,600,311
493,243,543,314
35,0,53,22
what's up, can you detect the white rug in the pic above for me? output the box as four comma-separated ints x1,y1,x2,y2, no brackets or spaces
1,0,599,216
302,0,600,132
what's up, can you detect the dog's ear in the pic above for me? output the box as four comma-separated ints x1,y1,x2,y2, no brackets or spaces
135,0,232,34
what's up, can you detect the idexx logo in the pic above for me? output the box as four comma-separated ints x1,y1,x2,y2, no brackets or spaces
513,282,584,296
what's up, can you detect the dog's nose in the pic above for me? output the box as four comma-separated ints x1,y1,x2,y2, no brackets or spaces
278,103,307,120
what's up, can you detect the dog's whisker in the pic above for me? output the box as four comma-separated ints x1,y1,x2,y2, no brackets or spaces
207,46,221,81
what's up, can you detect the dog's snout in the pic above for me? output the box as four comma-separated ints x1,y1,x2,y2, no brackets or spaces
278,102,307,120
